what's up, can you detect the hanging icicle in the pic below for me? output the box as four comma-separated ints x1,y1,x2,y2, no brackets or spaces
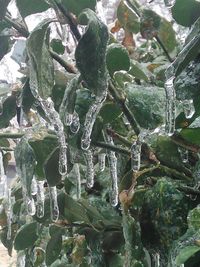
16,251,26,267
84,150,95,189
70,111,80,134
36,181,45,218
182,99,195,119
131,140,141,172
31,176,37,196
81,91,107,150
178,147,188,163
49,186,59,222
74,163,81,199
164,66,176,136
98,153,106,172
105,131,118,206
6,188,12,240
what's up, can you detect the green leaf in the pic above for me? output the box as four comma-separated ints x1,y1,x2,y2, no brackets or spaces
180,128,200,145
50,39,65,55
16,0,49,18
75,9,109,95
140,9,161,39
15,137,36,197
0,95,16,128
0,36,9,60
99,102,122,124
128,60,149,82
27,19,54,99
185,17,200,44
187,206,200,230
46,226,63,266
44,147,62,187
106,43,130,77
14,222,38,250
125,84,165,129
62,0,97,16
176,246,200,265
0,227,13,256
21,79,35,113
172,0,200,27
0,0,10,20
29,133,58,179
117,0,140,33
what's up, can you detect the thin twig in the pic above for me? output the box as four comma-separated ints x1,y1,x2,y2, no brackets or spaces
93,141,130,155
4,15,29,38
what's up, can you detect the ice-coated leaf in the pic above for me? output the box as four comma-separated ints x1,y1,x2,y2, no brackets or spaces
46,226,63,266
27,19,54,99
125,84,165,129
0,95,17,128
140,9,161,39
180,128,200,146
99,102,122,124
106,43,130,77
117,0,140,33
15,137,36,197
187,205,200,230
29,132,58,179
14,222,38,250
176,246,200,265
172,0,200,27
50,39,65,55
75,9,109,96
16,0,49,18
62,0,97,16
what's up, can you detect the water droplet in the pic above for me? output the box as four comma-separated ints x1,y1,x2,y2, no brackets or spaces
27,197,36,216
49,186,59,222
84,150,94,188
98,153,106,172
182,99,195,119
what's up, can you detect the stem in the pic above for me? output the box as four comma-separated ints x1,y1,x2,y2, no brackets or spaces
106,128,132,147
109,80,140,136
93,141,130,155
0,132,57,140
4,15,29,38
54,1,81,41
178,185,200,196
49,50,77,74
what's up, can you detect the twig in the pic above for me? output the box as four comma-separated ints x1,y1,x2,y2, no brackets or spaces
49,50,77,74
106,128,132,147
159,164,192,182
171,132,200,153
4,15,29,38
108,80,140,136
93,141,130,155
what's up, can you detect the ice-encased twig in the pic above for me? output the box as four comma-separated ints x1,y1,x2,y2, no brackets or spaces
84,150,94,189
49,186,59,222
98,153,106,172
36,181,45,218
74,163,81,199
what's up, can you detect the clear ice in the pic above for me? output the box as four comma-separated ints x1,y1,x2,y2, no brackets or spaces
81,91,107,150
84,150,94,188
49,186,59,222
182,99,195,119
98,153,106,172
74,163,81,199
36,181,45,218
70,111,80,134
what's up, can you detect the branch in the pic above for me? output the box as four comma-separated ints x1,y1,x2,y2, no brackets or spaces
108,80,140,136
49,50,77,74
93,141,130,155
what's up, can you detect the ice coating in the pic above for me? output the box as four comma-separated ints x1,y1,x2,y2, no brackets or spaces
182,99,195,119
84,150,95,188
98,153,106,172
70,111,80,134
74,163,81,199
36,181,45,218
49,186,59,222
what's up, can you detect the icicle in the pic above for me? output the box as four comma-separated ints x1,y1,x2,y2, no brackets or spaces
81,91,107,150
36,181,45,218
178,147,188,163
40,98,67,176
98,153,106,172
6,188,12,240
74,163,81,199
164,0,175,7
0,97,3,115
84,150,94,188
182,99,195,119
105,132,118,206
49,186,59,222
70,111,80,134
0,174,7,197
65,113,73,126
164,66,176,136
16,251,26,267
0,150,5,178
27,198,36,216
31,176,37,195
153,252,161,267
131,140,141,172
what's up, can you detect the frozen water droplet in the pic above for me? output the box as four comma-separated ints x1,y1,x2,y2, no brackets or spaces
49,186,59,222
65,113,73,126
84,150,94,188
98,153,106,172
70,112,80,134
36,181,45,218
178,147,188,163
27,197,36,216
31,176,37,195
131,140,141,172
164,72,176,136
182,99,195,119
81,91,107,150
105,132,118,206
74,163,81,199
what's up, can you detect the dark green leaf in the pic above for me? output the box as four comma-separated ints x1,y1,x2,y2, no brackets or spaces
75,9,109,95
172,0,200,27
117,0,140,33
50,39,65,55
128,60,149,82
16,0,49,18
0,0,10,20
27,19,54,99
0,95,16,128
140,9,161,39
14,222,38,250
46,226,63,266
106,43,130,77
180,128,200,145
99,102,122,124
21,79,35,113
0,36,9,60
62,0,97,16
0,227,13,256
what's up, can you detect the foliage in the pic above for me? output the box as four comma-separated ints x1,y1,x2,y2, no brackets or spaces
0,0,200,266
